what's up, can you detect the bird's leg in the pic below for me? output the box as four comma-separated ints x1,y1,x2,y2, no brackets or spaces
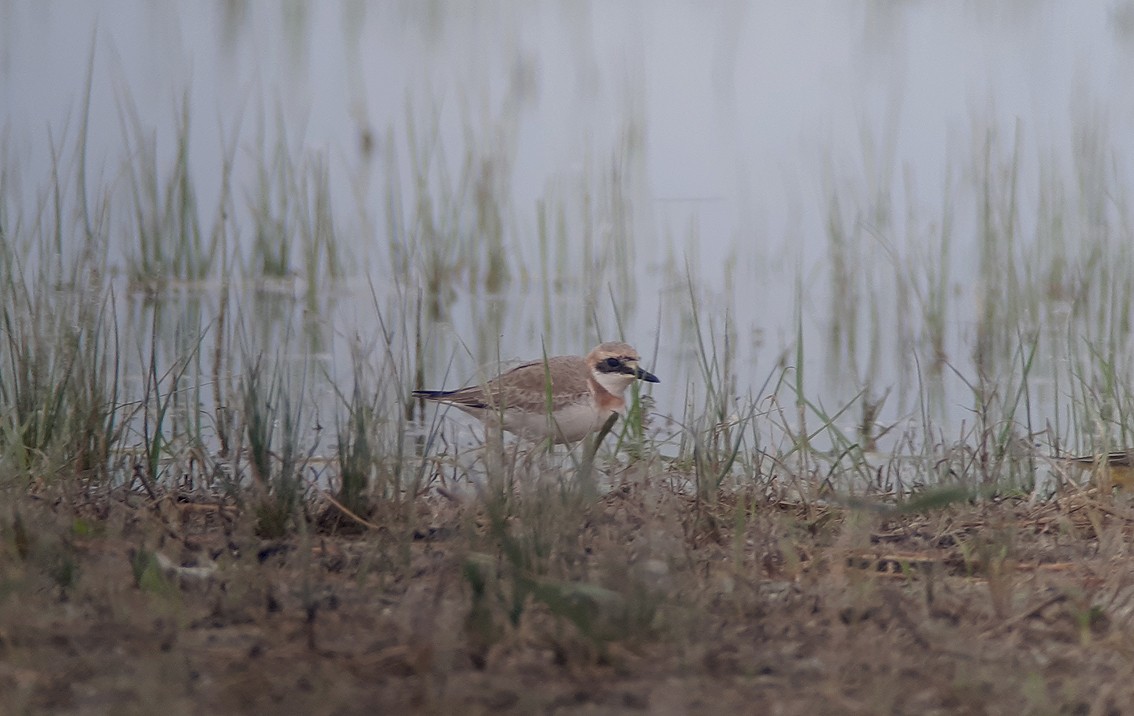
483,420,508,500
576,412,619,498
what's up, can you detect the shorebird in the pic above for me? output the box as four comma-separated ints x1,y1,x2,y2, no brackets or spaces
412,342,659,444
1058,451,1134,489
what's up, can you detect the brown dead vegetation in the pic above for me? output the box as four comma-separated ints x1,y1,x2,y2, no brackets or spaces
3,474,1134,715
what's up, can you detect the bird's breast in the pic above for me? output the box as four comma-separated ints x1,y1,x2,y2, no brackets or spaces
499,399,616,444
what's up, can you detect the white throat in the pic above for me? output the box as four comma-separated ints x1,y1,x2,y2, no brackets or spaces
593,370,634,397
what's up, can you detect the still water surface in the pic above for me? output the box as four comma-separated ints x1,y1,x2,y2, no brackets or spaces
3,2,1134,458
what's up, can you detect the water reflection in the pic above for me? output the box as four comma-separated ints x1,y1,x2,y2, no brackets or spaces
1,2,1133,465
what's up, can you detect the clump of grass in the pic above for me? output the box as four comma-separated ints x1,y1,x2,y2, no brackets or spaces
67,289,125,482
129,548,173,595
249,109,298,281
665,271,770,505
247,112,346,301
335,382,375,522
0,299,77,478
133,301,209,494
297,154,343,308
118,89,220,290
384,101,530,321
328,298,438,536
242,355,313,538
463,469,665,665
0,268,125,486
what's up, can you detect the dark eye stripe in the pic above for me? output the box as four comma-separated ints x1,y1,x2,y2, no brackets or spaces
597,355,643,373
597,357,624,373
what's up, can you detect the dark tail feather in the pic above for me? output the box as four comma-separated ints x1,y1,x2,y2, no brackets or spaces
412,389,456,399
412,390,488,410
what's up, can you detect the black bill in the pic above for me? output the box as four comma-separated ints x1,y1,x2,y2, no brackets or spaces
634,366,660,383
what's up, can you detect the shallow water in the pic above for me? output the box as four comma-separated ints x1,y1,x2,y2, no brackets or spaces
3,2,1134,463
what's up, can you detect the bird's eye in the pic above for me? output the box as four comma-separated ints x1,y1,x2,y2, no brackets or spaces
605,357,621,368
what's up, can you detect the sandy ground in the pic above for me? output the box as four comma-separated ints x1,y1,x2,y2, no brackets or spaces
2,476,1134,715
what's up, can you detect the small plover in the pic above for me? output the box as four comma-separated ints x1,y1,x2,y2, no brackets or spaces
413,342,659,444
1058,451,1134,489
